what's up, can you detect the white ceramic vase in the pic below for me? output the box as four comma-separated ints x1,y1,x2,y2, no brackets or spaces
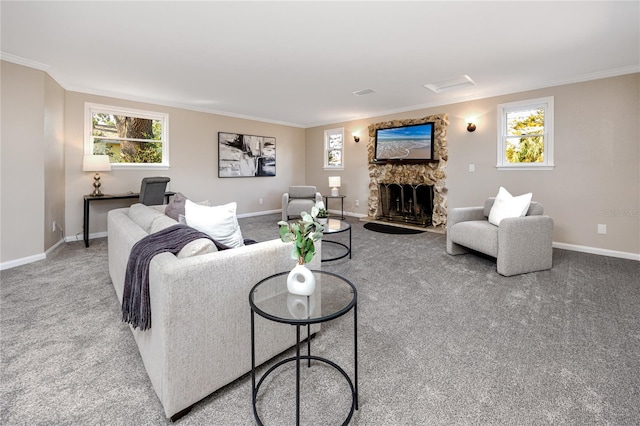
287,293,316,319
287,263,316,296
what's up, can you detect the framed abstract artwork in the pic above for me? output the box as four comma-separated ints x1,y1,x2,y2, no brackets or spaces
218,132,276,177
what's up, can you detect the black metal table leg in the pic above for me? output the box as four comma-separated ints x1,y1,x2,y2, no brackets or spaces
296,325,301,426
83,198,90,247
354,303,358,410
307,322,311,368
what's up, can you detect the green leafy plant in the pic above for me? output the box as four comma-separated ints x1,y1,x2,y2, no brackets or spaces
278,207,324,265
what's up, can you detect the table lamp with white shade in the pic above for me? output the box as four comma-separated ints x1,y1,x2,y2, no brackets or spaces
328,176,341,196
82,155,111,196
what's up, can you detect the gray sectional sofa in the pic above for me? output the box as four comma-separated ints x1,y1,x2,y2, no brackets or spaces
107,203,321,419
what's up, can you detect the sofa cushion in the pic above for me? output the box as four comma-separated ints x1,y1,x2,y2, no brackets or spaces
449,220,499,257
128,203,166,233
287,199,315,217
145,211,217,258
488,187,532,226
150,215,178,234
184,200,245,248
176,238,218,259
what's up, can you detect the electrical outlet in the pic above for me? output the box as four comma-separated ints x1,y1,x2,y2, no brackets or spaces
52,221,56,232
354,200,359,207
468,164,475,172
259,198,263,204
597,224,607,235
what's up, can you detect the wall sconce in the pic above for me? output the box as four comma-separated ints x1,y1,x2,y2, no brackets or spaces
353,132,360,143
466,117,477,132
82,155,111,196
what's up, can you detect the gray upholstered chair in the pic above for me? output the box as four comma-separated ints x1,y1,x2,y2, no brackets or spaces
446,198,553,276
282,186,322,222
139,176,170,206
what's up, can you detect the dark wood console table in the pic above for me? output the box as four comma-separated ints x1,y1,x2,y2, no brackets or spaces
83,192,174,247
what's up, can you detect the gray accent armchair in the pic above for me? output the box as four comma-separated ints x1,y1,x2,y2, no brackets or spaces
282,186,322,222
446,198,553,276
139,177,170,206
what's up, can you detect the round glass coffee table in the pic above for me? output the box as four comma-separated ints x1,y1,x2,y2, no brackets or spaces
249,270,358,425
321,219,352,262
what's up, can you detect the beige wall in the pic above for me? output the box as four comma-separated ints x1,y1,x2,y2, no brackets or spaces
1,62,65,266
44,74,66,250
305,74,640,256
64,92,306,240
305,119,372,215
1,62,44,264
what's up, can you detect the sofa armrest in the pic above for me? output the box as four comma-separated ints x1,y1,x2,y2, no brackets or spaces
497,215,554,276
446,206,486,255
447,206,485,228
282,193,290,222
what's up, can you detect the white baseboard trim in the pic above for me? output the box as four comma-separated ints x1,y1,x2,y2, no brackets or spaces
552,242,640,261
1,238,68,270
64,231,107,243
237,209,281,219
0,253,46,271
344,211,368,218
46,239,65,256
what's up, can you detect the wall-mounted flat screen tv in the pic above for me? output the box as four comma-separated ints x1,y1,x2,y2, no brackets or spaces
374,122,436,163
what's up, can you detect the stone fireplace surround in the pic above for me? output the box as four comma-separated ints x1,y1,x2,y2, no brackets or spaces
366,114,448,231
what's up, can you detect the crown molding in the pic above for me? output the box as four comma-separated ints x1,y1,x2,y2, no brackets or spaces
64,84,306,128
0,51,50,71
3,51,637,130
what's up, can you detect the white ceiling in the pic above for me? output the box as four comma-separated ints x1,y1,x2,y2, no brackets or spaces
2,1,638,128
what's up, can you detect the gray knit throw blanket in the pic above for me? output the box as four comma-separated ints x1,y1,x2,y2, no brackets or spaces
122,224,215,331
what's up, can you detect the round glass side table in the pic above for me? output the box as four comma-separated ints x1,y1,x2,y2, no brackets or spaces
321,219,352,262
249,270,358,425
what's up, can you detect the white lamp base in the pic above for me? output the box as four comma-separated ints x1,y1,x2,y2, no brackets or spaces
331,187,339,196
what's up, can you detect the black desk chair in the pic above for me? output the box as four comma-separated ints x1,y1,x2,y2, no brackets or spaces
139,177,170,206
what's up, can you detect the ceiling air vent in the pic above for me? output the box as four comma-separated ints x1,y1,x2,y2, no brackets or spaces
353,88,376,96
423,75,475,94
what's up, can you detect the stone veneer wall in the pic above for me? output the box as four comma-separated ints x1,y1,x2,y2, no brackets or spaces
367,114,448,228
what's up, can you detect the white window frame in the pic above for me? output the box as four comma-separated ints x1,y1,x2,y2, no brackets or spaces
497,96,554,170
84,102,170,170
323,127,344,170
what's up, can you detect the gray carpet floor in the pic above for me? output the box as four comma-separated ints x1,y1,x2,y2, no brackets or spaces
2,213,639,425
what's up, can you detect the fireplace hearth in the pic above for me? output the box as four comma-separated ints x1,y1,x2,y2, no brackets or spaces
377,183,434,227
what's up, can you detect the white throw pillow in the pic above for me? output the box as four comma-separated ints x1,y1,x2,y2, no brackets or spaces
184,200,245,248
488,187,532,226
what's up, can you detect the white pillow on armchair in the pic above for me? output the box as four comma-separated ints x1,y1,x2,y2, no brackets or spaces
488,187,532,226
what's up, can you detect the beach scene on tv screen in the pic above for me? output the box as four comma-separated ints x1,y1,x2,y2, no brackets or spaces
376,123,432,160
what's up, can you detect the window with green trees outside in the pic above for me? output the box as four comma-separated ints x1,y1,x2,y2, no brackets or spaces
85,103,169,169
497,97,554,170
